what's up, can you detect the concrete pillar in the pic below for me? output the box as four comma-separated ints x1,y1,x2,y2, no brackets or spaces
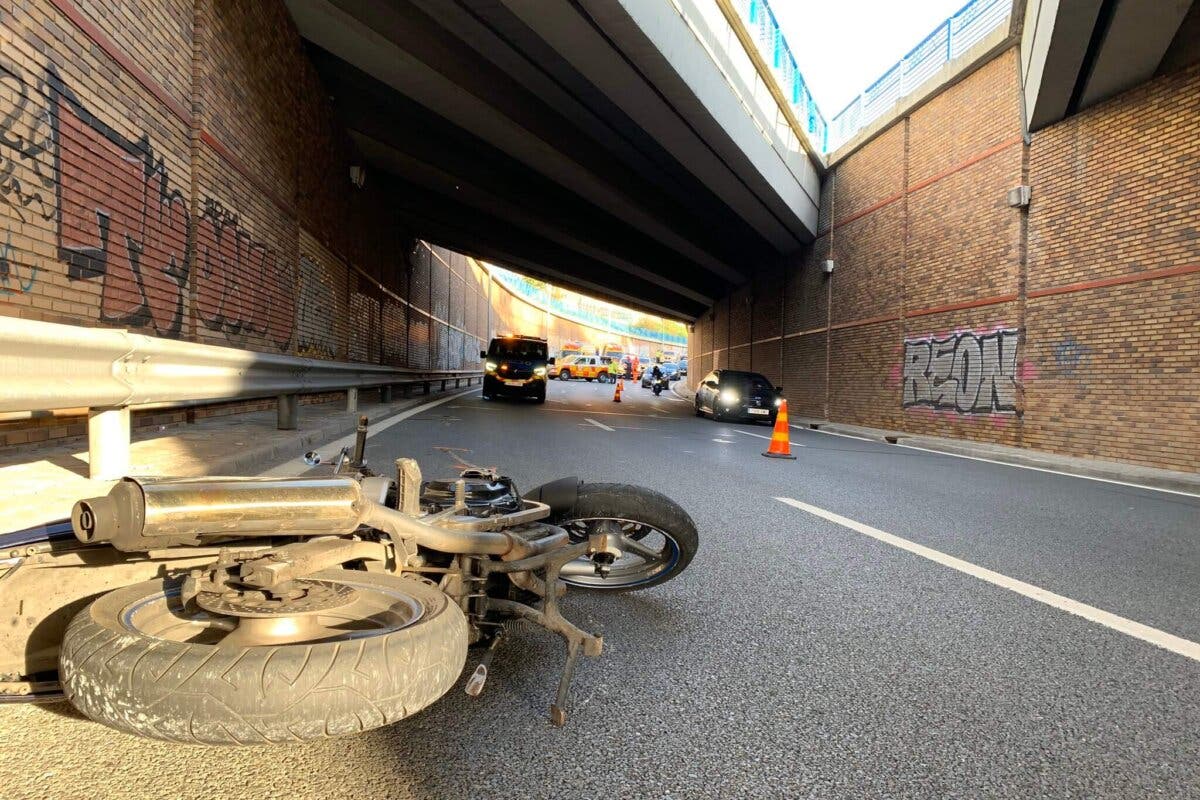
345,388,359,413
277,394,299,430
380,385,394,403
88,406,131,480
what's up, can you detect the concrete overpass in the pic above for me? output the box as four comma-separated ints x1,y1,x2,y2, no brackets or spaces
284,0,823,320
1020,0,1199,131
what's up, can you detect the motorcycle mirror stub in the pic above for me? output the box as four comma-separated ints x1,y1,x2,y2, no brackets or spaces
302,451,322,466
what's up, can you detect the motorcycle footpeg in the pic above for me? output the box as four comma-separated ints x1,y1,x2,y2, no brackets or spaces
465,627,504,698
464,664,489,697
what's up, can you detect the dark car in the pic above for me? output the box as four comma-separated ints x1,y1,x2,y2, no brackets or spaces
482,334,552,403
694,369,783,423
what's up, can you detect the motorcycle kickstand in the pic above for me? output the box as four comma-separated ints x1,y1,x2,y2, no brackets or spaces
464,627,505,698
550,639,582,727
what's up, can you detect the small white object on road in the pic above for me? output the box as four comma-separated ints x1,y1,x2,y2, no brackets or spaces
774,496,1200,663
584,418,615,432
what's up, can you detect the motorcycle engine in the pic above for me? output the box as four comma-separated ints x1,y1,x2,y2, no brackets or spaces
419,468,523,517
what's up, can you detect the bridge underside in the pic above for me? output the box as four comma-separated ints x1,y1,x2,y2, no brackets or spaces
287,0,821,321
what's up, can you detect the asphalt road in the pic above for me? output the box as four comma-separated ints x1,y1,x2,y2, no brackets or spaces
3,377,1198,799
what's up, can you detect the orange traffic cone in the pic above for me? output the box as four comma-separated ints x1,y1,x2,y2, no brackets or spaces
762,400,796,459
612,378,623,403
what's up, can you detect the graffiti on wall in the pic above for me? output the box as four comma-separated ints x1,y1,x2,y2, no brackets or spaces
902,327,1021,415
0,228,37,295
1,61,296,350
53,70,191,336
0,56,56,225
195,197,293,349
1051,336,1091,375
297,255,338,358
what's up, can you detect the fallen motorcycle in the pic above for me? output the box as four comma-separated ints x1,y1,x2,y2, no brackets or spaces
0,418,698,744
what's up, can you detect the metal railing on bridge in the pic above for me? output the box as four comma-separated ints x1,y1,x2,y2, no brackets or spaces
729,0,829,152
827,0,1011,151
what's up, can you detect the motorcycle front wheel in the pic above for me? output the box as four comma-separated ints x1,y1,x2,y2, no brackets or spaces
551,484,698,591
60,570,467,744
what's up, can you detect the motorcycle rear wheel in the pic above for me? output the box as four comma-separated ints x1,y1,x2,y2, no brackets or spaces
552,484,698,591
60,569,467,745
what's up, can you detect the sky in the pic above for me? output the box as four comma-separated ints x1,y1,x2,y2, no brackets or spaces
768,0,968,116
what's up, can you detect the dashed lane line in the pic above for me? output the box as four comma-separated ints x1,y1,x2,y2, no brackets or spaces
774,496,1200,663
584,418,615,432
735,429,804,445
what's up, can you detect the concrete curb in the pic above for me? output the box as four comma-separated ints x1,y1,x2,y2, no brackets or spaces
671,380,696,403
789,416,1200,495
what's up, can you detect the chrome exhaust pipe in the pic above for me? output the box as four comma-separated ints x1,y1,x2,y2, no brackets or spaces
72,476,519,555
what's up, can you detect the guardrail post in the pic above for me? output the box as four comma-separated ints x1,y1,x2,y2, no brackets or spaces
423,381,431,395
380,385,394,403
87,406,130,480
277,394,298,430
440,379,447,391
345,388,359,414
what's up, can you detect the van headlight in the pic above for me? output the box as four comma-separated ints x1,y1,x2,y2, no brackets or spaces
719,390,740,405
485,362,498,372
534,367,547,376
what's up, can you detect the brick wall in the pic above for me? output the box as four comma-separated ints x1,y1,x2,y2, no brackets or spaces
0,0,497,448
690,48,1200,473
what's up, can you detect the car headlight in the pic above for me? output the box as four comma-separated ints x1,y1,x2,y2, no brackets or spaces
534,366,547,376
719,390,740,405
774,397,782,407
485,362,498,372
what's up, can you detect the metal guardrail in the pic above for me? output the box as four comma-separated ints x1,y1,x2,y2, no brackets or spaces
729,0,829,152
0,316,479,478
827,0,1010,151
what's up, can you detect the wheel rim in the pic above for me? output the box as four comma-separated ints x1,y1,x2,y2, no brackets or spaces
119,576,425,647
557,517,681,588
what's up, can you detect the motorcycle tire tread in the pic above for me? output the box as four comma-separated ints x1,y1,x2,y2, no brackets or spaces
59,570,468,745
556,483,699,592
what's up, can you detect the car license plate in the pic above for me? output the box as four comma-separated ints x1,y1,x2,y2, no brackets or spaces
504,379,525,387
748,408,769,415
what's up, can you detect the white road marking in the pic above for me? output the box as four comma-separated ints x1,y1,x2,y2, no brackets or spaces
774,496,1200,663
792,425,876,443
584,418,615,432
260,388,480,477
536,407,671,419
736,429,804,445
893,442,1200,499
790,425,1198,498
712,438,733,443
